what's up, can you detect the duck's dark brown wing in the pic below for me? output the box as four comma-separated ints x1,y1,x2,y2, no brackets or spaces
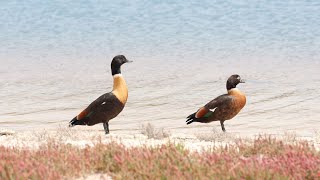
186,94,233,124
69,92,124,126
76,93,113,119
204,94,233,110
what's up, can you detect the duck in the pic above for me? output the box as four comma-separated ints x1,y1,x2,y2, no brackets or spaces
69,55,132,134
186,74,246,132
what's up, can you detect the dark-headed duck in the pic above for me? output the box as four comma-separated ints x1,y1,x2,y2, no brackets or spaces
186,74,246,132
69,55,132,134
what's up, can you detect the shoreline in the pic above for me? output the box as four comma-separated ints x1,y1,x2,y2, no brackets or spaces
1,126,319,151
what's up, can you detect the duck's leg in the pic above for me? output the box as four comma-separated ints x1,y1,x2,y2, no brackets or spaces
220,120,226,132
103,122,109,134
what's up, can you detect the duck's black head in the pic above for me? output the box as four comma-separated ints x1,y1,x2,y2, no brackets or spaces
226,74,245,90
111,55,132,75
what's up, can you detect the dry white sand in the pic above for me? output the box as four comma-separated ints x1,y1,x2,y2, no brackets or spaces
1,125,319,151
0,127,233,152
75,173,112,180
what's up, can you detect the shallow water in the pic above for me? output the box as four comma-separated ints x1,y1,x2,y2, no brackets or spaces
1,1,320,137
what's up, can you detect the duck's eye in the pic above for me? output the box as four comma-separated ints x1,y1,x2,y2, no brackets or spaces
237,76,240,80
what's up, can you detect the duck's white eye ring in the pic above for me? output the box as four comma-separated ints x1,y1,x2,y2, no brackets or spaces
237,76,241,80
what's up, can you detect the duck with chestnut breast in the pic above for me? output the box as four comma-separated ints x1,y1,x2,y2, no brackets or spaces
186,75,246,132
69,55,132,134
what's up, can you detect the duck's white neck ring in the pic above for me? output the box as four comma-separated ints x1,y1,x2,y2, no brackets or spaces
228,88,240,93
113,74,123,78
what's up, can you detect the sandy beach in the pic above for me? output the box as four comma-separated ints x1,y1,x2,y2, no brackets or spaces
1,125,319,151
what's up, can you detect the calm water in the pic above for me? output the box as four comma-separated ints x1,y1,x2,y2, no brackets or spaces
1,1,320,137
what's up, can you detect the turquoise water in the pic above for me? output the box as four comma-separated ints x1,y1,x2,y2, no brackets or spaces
1,1,320,137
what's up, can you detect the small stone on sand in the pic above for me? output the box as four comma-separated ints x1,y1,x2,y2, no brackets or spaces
0,129,16,136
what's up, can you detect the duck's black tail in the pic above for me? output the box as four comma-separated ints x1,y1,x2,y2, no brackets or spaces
186,112,197,125
69,117,78,127
186,110,213,124
69,117,88,127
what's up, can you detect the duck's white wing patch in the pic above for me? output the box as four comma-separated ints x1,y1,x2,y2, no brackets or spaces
209,107,217,111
